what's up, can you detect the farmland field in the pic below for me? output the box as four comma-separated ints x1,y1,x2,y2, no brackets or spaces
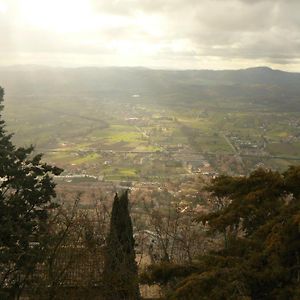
1,66,300,181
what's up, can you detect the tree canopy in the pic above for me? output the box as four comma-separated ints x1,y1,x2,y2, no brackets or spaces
142,167,300,300
0,87,62,298
103,191,140,300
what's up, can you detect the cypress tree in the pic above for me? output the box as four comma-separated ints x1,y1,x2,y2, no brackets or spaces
103,191,140,300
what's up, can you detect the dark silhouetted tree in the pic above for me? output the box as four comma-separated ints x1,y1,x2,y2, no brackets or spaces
0,87,62,299
142,167,300,300
103,191,140,300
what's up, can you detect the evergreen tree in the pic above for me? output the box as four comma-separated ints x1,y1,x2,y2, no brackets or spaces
142,167,300,300
0,87,62,298
103,191,140,300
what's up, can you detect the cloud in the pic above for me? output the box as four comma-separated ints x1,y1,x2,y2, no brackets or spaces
155,0,300,65
0,0,299,70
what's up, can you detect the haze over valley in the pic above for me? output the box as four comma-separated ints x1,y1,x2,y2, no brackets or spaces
1,65,300,184
1,1,300,299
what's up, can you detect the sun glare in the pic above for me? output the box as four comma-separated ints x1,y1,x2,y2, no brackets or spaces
0,1,7,13
20,0,94,33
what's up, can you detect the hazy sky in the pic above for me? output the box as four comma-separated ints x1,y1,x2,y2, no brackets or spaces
0,0,299,70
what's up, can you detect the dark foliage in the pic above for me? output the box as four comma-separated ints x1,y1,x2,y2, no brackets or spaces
0,87,62,299
142,167,300,300
103,191,140,300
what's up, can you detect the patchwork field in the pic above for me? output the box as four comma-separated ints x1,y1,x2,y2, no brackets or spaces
3,90,300,182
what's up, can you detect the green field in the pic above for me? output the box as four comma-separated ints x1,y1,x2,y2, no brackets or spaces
3,92,300,179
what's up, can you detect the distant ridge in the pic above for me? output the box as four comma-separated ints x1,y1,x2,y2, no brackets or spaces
0,64,299,74
0,65,300,110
